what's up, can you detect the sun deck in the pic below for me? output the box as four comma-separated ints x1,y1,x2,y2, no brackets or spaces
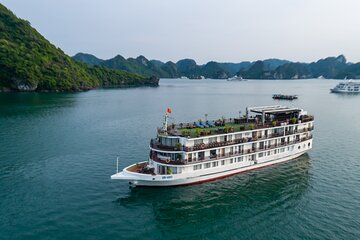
158,106,313,139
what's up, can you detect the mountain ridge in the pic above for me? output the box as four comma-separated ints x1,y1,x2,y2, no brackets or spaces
73,52,359,79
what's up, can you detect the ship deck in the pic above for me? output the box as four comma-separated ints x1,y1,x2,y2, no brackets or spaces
164,116,313,139
160,105,313,138
126,162,148,173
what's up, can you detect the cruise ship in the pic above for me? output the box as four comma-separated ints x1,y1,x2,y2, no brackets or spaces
111,106,314,187
330,80,360,93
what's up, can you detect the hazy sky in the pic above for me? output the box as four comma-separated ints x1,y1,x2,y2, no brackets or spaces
2,0,360,64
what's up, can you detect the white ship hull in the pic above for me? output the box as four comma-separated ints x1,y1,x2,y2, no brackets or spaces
330,80,360,93
330,88,360,93
111,139,312,187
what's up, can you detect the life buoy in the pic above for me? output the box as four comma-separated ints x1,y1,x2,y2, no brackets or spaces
200,143,205,149
165,159,171,164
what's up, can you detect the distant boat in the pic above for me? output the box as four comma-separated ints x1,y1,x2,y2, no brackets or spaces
227,75,246,81
330,80,360,93
273,94,298,100
317,75,325,79
180,76,189,79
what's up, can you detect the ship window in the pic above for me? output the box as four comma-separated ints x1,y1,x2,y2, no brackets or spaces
209,137,217,143
258,152,264,158
274,150,277,154
159,137,179,147
169,167,178,174
221,160,225,165
158,165,166,174
230,158,234,164
308,143,311,147
212,161,218,167
194,139,204,145
281,148,285,153
267,151,270,156
298,146,301,149
205,163,211,168
193,164,202,171
238,157,243,162
235,133,242,139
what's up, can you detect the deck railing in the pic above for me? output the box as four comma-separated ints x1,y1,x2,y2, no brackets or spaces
151,126,314,152
151,135,313,165
158,115,314,137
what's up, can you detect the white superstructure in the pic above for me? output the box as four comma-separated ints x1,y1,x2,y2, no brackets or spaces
330,80,360,93
111,106,314,187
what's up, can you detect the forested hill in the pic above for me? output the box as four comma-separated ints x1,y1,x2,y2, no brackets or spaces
73,53,360,80
0,4,158,92
74,53,287,79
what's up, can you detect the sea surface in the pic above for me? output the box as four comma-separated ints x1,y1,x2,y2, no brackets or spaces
1,79,360,240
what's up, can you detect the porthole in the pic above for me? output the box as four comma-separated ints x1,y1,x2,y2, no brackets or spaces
308,143,311,147
298,146,301,150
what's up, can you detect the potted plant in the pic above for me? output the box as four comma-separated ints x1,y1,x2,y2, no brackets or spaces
195,128,202,137
175,142,182,150
290,117,297,124
272,121,277,127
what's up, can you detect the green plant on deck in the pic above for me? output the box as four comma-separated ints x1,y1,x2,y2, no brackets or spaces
195,128,202,137
249,124,255,130
272,121,277,127
290,117,297,124
175,142,182,150
181,129,190,137
167,168,172,174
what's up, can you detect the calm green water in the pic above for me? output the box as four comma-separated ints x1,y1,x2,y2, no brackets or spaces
1,79,360,239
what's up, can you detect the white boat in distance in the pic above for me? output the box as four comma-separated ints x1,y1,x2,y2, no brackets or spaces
330,80,360,93
111,106,314,187
227,75,246,81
